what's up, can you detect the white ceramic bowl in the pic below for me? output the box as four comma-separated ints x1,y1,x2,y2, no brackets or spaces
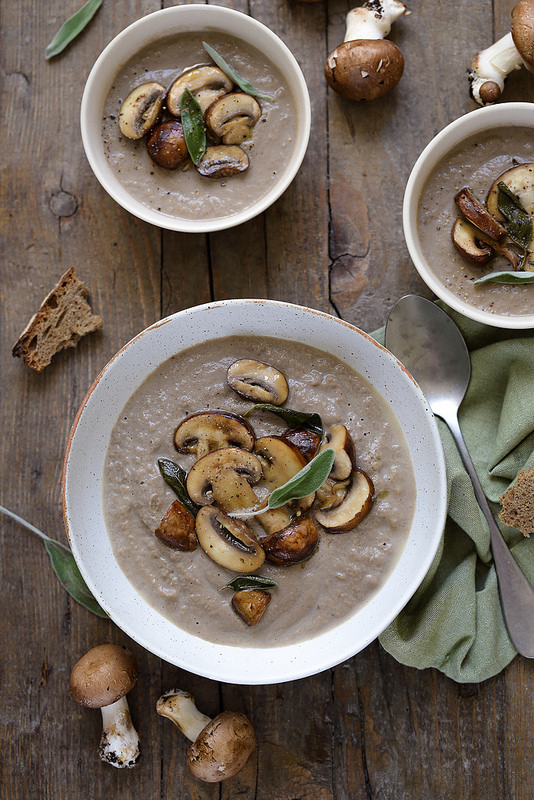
403,102,534,329
62,299,446,685
80,5,311,233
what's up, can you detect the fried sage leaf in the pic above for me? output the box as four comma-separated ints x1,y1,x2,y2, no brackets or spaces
180,89,206,165
474,270,534,285
223,575,278,592
202,41,274,101
243,403,323,436
45,0,103,59
497,181,533,258
158,458,199,517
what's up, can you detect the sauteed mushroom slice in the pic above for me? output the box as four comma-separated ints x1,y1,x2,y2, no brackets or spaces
227,359,289,405
195,506,265,572
486,162,534,218
167,66,233,116
281,427,321,461
196,145,249,178
205,92,262,144
174,411,255,459
231,589,271,625
319,424,355,480
315,469,375,532
186,447,263,512
262,516,319,566
451,218,496,266
118,82,166,140
254,436,314,532
155,500,197,551
147,120,188,169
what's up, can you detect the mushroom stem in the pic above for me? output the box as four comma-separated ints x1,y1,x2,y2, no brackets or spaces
99,695,141,768
344,0,407,41
156,690,211,742
470,32,523,105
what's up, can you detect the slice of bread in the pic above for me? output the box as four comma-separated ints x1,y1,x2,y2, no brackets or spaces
499,465,534,537
12,268,103,372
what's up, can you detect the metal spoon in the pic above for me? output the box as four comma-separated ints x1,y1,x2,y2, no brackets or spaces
385,294,534,657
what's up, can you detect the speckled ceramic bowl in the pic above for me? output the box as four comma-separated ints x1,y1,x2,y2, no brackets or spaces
80,5,311,233
62,299,446,685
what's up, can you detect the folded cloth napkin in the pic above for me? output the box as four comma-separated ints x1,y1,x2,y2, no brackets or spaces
373,304,534,683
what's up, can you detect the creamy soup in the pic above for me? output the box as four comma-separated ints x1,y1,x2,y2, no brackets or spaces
418,127,534,316
103,336,416,648
101,31,297,221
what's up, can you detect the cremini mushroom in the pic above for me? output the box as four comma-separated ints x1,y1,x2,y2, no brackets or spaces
454,186,507,242
469,0,534,105
319,424,356,480
195,505,265,572
231,588,271,625
69,644,140,769
227,359,289,405
281,427,321,460
205,92,262,144
146,120,189,169
451,218,496,267
155,500,197,550
186,447,263,512
315,468,375,532
254,436,314,534
167,65,233,116
174,411,255,459
156,689,256,782
261,515,319,565
324,0,408,101
196,145,249,178
118,81,166,140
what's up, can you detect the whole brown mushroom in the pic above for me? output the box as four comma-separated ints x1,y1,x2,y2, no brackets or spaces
324,0,408,101
156,689,256,782
69,643,140,768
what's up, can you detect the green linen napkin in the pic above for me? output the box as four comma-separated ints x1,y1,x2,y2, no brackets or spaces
373,304,534,683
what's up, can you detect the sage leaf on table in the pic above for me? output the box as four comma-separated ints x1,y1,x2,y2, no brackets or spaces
202,41,275,101
45,0,102,59
158,458,199,517
474,270,534,285
497,181,533,264
0,504,108,618
180,89,206,165
243,403,323,436
223,575,278,592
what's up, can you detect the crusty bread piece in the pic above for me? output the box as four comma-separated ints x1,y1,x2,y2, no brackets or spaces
12,268,103,372
499,465,534,537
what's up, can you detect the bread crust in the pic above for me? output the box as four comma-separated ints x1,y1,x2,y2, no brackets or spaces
499,465,534,536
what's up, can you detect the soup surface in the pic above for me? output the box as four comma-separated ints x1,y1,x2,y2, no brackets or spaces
101,30,297,221
103,336,416,647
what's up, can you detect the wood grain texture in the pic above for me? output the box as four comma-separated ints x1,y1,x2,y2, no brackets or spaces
2,1,534,798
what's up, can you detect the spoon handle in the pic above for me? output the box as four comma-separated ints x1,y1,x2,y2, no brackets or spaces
444,407,534,658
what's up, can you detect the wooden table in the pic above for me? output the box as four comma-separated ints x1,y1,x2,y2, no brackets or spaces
3,1,534,797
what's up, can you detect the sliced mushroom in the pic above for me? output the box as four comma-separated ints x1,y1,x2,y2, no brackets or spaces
195,506,265,572
319,424,355,480
261,515,319,566
186,447,263,512
254,436,314,532
205,93,262,144
155,500,197,551
147,120,189,169
231,589,271,625
486,163,534,217
118,82,166,140
454,186,507,241
281,427,321,461
451,217,496,266
315,469,374,532
227,359,289,405
174,411,255,459
196,145,249,178
315,476,351,511
167,66,233,117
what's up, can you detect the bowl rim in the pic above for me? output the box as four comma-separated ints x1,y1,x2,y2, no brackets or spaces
403,101,534,329
62,298,447,684
80,4,311,233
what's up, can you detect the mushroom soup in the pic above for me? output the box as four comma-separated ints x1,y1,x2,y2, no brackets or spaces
101,32,297,221
418,127,534,316
103,336,416,648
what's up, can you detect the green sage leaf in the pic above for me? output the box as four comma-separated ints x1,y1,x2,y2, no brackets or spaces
497,181,533,255
243,403,323,436
268,448,335,509
45,0,102,59
180,89,206,166
158,458,199,517
474,270,534,285
44,539,108,618
223,575,278,592
202,41,275,101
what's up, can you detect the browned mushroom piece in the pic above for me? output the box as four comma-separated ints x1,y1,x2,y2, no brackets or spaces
451,217,522,270
315,468,375,532
254,436,314,533
186,447,263,513
166,65,233,116
174,411,255,459
195,505,265,572
281,427,321,460
205,92,262,144
486,163,534,219
69,644,140,768
319,424,356,480
324,0,408,101
231,588,271,625
147,120,189,169
156,690,256,783
454,186,507,241
261,515,319,565
196,145,249,178
227,359,289,405
155,500,197,550
118,82,166,139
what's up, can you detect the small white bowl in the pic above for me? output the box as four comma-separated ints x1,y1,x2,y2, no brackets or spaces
80,5,311,233
62,299,446,685
403,102,534,329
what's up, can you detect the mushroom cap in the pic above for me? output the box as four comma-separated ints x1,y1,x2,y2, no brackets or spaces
324,39,404,101
69,644,138,709
512,0,534,72
187,710,256,782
